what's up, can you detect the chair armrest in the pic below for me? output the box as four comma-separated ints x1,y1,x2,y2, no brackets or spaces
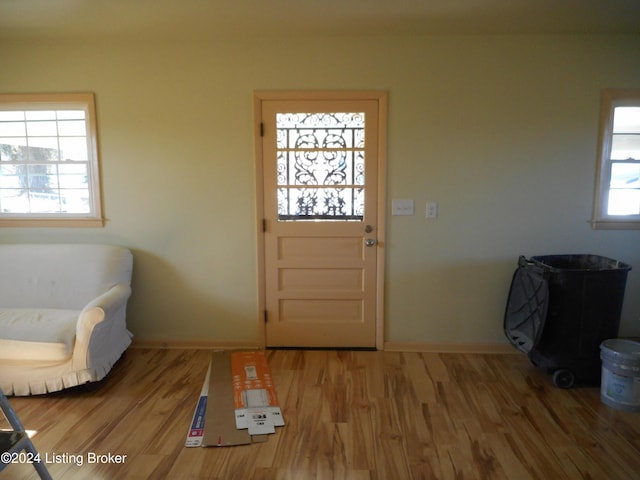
72,284,132,370
80,283,132,321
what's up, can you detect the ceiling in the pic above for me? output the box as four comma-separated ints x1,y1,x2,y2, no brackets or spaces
0,0,639,40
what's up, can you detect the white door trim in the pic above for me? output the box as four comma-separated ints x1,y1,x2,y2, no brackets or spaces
253,90,387,349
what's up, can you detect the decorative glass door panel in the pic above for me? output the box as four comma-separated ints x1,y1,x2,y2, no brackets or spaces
276,112,365,221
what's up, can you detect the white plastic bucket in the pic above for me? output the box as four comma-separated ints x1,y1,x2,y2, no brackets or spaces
600,339,640,412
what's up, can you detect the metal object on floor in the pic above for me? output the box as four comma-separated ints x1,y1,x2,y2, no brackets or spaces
0,389,52,479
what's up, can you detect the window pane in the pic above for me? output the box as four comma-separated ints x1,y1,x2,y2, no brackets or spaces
610,163,640,189
25,111,56,121
59,173,87,189
0,111,25,122
0,139,27,161
0,121,26,137
611,134,640,160
608,189,640,215
280,126,365,149
56,110,85,120
0,165,22,188
59,137,88,161
58,120,87,136
60,190,90,213
276,112,365,146
58,163,87,175
28,136,58,150
277,150,365,186
28,190,61,213
28,164,58,189
278,187,364,220
613,107,640,134
27,137,59,161
26,120,58,137
0,189,28,213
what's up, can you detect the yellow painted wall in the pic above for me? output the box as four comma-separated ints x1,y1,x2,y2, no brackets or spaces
1,33,639,346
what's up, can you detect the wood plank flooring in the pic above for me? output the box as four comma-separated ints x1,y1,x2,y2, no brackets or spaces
2,348,639,479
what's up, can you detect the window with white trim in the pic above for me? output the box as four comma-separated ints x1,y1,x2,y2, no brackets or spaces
592,89,640,229
0,93,103,226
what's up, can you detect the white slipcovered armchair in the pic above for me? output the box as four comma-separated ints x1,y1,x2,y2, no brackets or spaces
0,244,133,396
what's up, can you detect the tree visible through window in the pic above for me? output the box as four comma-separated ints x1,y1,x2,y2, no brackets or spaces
0,93,102,226
592,89,640,229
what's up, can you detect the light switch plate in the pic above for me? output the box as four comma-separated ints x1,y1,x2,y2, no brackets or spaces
392,199,414,215
426,202,438,218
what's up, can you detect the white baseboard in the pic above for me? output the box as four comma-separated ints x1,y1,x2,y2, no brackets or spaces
130,338,262,350
383,342,518,354
131,338,517,354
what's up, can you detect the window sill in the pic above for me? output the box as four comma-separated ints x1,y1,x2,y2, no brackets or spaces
590,219,640,230
0,218,104,228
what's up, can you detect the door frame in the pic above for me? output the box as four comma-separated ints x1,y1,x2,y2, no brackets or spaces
253,90,388,349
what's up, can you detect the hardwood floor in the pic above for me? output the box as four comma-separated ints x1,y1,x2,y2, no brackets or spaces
2,348,639,479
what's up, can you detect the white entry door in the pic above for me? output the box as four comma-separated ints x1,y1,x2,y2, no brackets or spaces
255,92,387,348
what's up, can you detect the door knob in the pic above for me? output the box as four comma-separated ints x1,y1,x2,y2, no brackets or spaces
365,238,376,247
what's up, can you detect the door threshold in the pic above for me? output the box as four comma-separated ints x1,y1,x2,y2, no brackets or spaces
266,346,376,351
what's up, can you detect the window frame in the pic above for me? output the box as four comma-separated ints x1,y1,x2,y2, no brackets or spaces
592,88,640,230
0,92,103,227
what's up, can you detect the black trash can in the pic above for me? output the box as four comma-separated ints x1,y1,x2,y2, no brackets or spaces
504,254,632,388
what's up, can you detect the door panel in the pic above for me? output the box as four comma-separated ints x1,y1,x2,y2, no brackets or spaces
257,94,385,348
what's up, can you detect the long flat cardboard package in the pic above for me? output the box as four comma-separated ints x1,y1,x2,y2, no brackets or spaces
186,350,284,448
202,351,252,447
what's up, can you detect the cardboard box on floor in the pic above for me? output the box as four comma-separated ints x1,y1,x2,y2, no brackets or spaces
185,350,284,447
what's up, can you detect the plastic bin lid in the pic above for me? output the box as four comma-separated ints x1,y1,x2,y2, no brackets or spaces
504,259,549,354
531,254,631,272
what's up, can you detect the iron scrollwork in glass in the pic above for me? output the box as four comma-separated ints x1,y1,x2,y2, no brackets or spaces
276,112,365,221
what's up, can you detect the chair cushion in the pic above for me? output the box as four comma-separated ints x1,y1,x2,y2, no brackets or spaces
0,308,79,361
